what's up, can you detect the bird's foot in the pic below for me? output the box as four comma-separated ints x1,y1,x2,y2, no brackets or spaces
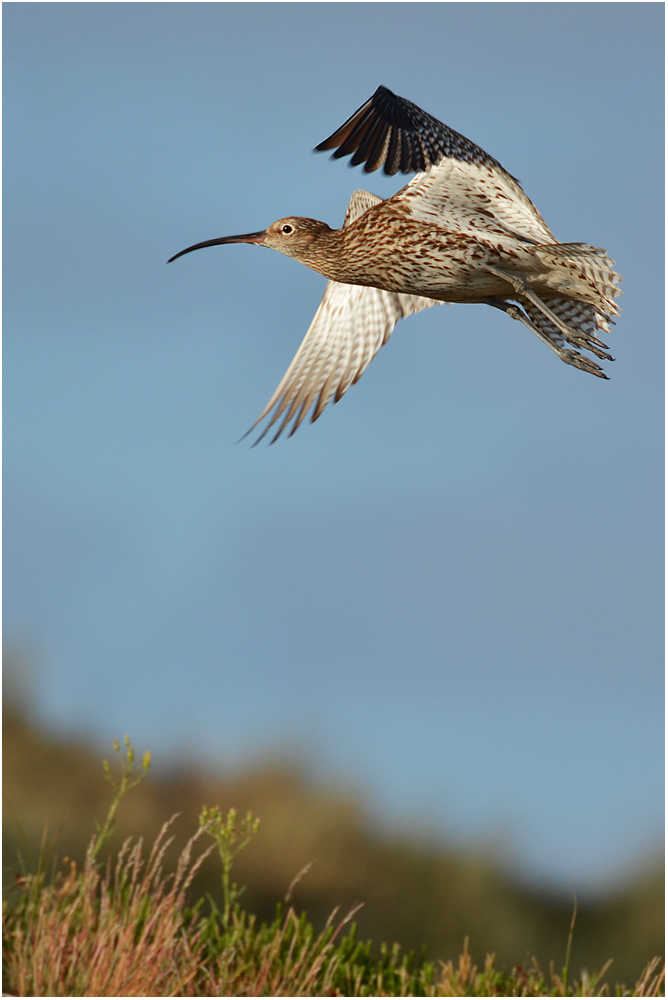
560,349,609,379
568,337,614,362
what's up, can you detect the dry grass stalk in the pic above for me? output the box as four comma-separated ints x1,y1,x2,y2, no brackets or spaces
4,817,215,997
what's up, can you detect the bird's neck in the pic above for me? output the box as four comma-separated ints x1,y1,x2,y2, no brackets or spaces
297,228,363,284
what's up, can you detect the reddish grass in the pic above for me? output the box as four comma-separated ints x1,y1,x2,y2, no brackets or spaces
3,810,664,997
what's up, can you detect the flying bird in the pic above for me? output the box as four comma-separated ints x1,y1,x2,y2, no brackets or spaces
169,86,621,443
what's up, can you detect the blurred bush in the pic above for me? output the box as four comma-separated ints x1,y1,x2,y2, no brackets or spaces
3,702,663,987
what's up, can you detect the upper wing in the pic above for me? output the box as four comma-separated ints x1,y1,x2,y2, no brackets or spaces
315,85,504,176
393,158,555,244
244,191,443,444
315,85,555,245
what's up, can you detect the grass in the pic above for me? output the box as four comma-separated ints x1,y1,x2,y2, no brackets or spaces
2,737,664,998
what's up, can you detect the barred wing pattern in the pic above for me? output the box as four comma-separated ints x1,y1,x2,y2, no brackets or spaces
245,191,442,444
395,158,555,245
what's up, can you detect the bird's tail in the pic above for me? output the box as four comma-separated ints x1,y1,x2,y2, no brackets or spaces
533,242,622,335
486,244,622,378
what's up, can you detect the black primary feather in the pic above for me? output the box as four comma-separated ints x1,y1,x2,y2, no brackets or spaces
315,85,504,176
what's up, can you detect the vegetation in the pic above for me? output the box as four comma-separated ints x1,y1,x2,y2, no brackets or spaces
3,733,664,997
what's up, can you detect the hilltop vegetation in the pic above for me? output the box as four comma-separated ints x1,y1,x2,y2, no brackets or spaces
3,710,664,995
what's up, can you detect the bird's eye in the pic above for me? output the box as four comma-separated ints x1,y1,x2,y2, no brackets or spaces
282,224,293,234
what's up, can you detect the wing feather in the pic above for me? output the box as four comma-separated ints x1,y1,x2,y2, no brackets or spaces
393,158,555,245
316,85,555,245
243,190,443,443
315,85,503,176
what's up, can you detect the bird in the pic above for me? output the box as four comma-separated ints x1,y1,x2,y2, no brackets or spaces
169,85,621,443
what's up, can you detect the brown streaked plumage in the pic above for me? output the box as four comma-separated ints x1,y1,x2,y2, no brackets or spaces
169,86,621,443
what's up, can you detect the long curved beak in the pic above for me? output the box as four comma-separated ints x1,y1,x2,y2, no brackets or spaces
167,230,266,263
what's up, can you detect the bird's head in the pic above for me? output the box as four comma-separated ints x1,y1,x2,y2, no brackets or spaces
168,217,334,264
261,217,334,258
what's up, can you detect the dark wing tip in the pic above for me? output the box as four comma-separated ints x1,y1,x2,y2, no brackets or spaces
314,85,502,176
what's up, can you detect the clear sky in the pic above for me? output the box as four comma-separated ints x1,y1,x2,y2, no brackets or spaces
4,3,664,892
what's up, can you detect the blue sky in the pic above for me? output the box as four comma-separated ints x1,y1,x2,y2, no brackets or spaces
4,3,664,891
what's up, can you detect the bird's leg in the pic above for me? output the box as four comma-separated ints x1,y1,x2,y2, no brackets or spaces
485,297,609,379
486,297,566,354
485,265,613,361
486,265,578,339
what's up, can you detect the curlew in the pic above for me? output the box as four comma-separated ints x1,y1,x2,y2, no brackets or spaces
169,86,621,443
